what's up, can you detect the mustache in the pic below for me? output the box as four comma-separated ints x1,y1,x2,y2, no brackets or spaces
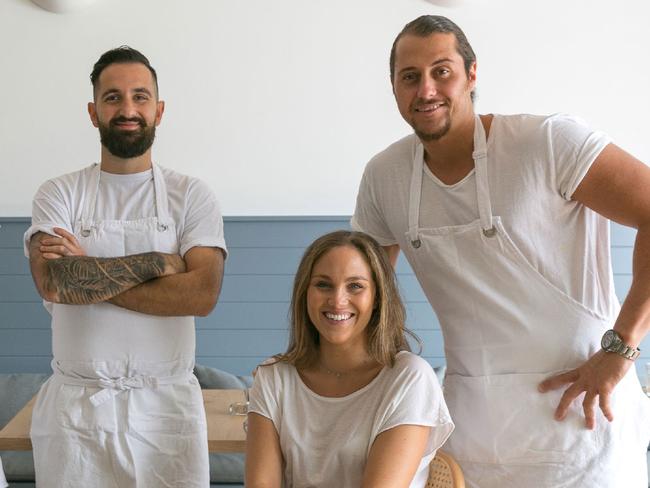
109,116,146,128
412,98,446,108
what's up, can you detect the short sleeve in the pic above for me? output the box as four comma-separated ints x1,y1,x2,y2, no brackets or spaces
248,361,282,430
23,180,74,257
350,163,398,247
376,354,454,457
179,179,228,258
545,114,611,200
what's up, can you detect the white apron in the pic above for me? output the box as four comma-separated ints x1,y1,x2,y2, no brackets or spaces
402,116,650,487
31,163,209,488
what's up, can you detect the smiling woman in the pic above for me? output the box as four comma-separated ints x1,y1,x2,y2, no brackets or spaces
244,230,454,488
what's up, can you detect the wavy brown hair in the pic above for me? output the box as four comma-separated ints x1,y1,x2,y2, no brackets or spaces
273,230,419,369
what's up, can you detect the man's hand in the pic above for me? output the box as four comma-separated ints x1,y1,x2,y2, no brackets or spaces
39,227,86,259
538,350,632,430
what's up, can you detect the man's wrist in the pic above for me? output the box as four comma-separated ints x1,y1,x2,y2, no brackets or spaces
601,329,641,361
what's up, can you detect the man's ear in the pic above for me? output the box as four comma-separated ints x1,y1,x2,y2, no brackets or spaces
467,61,477,91
155,100,165,127
88,102,99,128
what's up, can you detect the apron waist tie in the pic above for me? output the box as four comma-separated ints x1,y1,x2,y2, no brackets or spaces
56,372,193,407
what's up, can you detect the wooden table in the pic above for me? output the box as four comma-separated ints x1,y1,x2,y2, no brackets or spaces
0,389,247,453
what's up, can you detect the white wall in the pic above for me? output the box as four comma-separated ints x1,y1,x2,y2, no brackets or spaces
1,0,649,216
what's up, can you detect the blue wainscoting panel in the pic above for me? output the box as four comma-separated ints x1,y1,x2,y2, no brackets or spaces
0,217,644,384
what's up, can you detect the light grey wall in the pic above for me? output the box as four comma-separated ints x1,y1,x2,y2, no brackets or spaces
1,0,649,216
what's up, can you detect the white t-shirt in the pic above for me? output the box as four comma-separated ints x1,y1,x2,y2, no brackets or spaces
352,113,617,320
23,163,227,258
249,351,454,488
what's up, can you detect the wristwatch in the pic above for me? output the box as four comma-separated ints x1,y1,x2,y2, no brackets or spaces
601,329,641,360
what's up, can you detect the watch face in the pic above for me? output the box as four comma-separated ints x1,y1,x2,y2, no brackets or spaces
601,330,617,350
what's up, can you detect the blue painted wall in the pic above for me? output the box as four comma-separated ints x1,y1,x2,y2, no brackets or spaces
0,217,645,383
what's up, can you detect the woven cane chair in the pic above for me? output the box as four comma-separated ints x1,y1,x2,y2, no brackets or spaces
425,450,465,488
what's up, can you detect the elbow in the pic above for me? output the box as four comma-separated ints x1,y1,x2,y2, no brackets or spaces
32,277,59,304
37,288,60,304
195,280,222,317
195,292,219,317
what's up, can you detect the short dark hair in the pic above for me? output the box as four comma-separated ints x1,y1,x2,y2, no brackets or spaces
90,46,158,96
390,15,476,101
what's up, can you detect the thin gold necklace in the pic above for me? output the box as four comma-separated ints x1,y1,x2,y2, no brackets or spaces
319,358,376,379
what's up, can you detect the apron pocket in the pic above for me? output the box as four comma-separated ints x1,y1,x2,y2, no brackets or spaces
445,370,650,487
444,372,604,466
56,383,119,432
126,378,206,434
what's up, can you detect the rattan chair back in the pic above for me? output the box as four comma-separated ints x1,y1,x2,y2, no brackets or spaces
425,450,465,488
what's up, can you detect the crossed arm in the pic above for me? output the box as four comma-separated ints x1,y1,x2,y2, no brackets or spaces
245,413,430,488
29,228,224,317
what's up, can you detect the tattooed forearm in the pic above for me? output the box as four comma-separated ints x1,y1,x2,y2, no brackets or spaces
45,252,181,304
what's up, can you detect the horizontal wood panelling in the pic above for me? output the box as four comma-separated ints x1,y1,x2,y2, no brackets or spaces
0,221,27,248
0,275,41,302
225,218,349,248
223,246,418,276
0,329,51,356
0,356,53,374
0,303,49,329
0,217,640,379
0,248,29,274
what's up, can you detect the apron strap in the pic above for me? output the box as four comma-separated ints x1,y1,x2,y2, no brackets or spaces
152,163,172,232
472,114,496,236
407,115,497,248
407,142,425,249
80,164,101,237
57,372,193,407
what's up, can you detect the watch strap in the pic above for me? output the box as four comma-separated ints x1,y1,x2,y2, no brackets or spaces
609,342,641,361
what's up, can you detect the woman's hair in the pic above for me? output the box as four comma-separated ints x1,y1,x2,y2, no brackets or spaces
274,230,419,369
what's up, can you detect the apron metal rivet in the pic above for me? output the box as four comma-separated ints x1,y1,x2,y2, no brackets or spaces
411,239,421,249
483,226,497,238
81,229,91,237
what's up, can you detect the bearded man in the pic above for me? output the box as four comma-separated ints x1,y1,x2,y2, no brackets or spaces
24,46,226,488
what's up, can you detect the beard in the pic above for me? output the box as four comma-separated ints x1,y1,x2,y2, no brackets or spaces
410,100,452,142
413,116,452,142
98,116,156,159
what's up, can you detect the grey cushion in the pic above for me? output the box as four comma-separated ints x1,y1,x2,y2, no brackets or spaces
193,364,253,389
209,453,245,484
1,452,34,482
0,374,49,429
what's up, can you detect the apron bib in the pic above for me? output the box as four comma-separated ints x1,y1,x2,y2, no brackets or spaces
402,116,650,487
31,164,209,488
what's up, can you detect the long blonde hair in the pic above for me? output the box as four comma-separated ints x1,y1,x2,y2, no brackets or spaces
274,230,419,369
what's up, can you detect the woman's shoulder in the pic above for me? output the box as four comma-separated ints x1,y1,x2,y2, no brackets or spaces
389,352,436,381
254,357,297,382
